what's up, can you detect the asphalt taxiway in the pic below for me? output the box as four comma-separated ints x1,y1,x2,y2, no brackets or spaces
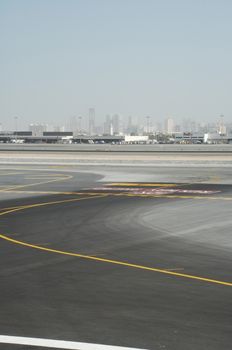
0,164,231,350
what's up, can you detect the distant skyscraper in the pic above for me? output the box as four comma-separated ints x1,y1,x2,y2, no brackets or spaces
125,116,139,135
182,118,192,133
112,114,120,134
218,115,226,135
103,115,111,135
78,116,82,133
156,122,162,133
126,116,133,134
145,116,151,133
69,116,78,133
88,108,95,135
175,124,181,132
165,118,175,134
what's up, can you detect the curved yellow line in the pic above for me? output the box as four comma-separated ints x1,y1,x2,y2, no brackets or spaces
0,174,73,193
0,196,231,287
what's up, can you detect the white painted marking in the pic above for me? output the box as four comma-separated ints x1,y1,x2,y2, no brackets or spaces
0,335,148,350
92,187,220,195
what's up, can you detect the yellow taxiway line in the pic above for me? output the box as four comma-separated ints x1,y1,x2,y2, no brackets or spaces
108,183,177,187
0,194,107,216
0,231,231,287
0,195,231,287
0,190,231,201
0,174,73,193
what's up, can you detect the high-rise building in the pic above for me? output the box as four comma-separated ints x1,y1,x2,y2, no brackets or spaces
126,116,133,134
165,118,175,134
104,115,112,135
69,116,78,133
112,114,120,134
182,118,190,132
78,117,82,130
88,108,95,135
145,116,151,133
175,124,181,132
218,115,227,135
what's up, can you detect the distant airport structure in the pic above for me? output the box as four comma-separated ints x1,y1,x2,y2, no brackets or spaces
1,113,232,144
1,130,232,144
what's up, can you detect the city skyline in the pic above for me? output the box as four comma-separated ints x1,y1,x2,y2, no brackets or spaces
2,113,230,137
1,106,230,131
1,0,232,129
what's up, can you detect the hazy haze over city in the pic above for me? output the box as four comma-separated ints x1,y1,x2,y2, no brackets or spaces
1,0,232,130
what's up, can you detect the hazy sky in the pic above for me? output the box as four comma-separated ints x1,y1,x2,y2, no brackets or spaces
1,0,232,129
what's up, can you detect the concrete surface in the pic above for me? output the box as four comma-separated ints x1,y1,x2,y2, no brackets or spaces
1,143,232,153
1,150,232,167
0,162,231,350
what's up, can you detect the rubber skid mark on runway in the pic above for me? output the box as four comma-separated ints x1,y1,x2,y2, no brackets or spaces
0,195,232,288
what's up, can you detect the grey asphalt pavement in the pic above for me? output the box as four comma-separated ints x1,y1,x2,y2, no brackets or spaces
0,164,231,350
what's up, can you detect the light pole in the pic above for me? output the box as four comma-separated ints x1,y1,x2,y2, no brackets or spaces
14,116,18,142
78,116,82,133
146,116,150,134
78,116,82,143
